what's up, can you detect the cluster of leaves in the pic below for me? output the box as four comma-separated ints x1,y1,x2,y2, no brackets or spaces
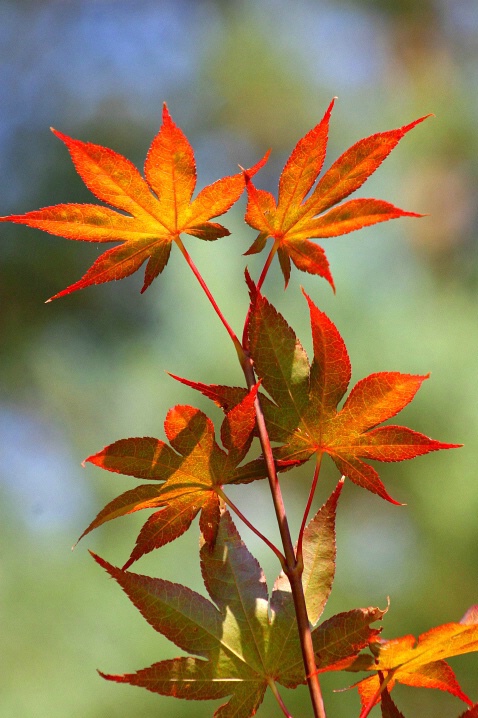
91,484,386,716
182,280,459,504
2,102,477,717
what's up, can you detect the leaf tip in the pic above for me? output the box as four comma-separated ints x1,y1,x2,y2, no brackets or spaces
89,549,113,573
122,557,134,571
46,287,69,302
402,113,434,135
243,148,271,181
244,267,257,299
50,127,69,144
97,669,115,682
325,96,338,117
162,102,171,122
389,495,405,507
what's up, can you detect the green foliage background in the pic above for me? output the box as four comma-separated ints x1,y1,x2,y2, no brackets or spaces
1,1,477,716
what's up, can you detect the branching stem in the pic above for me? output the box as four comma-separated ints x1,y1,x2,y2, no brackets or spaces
242,350,326,718
180,243,327,718
216,487,286,567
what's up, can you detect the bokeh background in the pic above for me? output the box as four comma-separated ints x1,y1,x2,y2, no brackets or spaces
1,1,477,716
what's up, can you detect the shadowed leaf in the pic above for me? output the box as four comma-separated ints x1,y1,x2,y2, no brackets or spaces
381,689,406,717
93,509,383,717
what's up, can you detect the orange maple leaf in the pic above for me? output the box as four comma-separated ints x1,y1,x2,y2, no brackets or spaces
352,606,478,709
244,99,430,288
1,104,267,300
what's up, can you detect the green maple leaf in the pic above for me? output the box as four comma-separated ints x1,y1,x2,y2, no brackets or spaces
93,496,384,717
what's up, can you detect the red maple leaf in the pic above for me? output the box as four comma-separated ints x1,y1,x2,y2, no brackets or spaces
182,280,460,505
247,285,460,503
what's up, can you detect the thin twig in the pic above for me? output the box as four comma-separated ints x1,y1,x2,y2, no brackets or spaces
175,236,245,364
242,241,277,348
297,453,323,563
216,488,286,567
179,243,327,718
256,241,278,293
268,678,294,718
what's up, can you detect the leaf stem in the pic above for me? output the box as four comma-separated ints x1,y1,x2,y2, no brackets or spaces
216,487,286,567
242,241,278,348
175,236,246,364
358,671,396,718
297,453,323,563
268,678,294,718
256,241,278,293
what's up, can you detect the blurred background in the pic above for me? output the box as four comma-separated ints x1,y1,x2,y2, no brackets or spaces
1,0,477,716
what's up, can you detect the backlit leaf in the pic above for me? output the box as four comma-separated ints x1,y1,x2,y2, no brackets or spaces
244,100,429,288
79,386,274,567
246,285,459,503
1,105,267,300
352,607,478,709
301,477,344,625
93,508,383,717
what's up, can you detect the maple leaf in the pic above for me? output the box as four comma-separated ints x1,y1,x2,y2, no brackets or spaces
457,705,478,718
380,689,406,718
351,605,478,709
244,98,429,288
92,500,384,718
246,285,460,503
78,385,277,568
0,105,267,300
